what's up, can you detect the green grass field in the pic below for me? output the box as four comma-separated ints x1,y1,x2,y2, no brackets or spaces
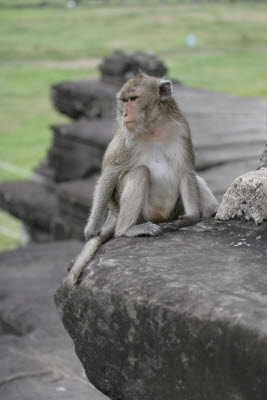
0,3,267,250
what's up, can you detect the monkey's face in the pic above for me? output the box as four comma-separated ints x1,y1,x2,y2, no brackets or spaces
120,91,141,131
117,70,173,135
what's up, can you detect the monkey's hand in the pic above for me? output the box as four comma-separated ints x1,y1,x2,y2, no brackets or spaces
84,221,101,240
161,215,200,231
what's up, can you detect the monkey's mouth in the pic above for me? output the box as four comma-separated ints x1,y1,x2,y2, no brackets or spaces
125,120,136,125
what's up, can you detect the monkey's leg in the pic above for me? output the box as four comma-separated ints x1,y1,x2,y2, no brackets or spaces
163,173,201,231
196,175,218,217
123,222,162,237
115,166,161,237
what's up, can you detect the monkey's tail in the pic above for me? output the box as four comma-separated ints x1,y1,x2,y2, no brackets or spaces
65,223,115,286
196,175,218,217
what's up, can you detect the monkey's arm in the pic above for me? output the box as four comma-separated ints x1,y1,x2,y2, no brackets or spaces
84,132,129,239
84,165,121,239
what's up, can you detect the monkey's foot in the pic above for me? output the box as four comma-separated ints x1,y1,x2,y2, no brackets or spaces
67,259,75,272
84,224,101,240
124,222,162,237
162,215,200,231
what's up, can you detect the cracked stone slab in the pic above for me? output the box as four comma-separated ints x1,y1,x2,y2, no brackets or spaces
0,241,109,400
55,220,267,400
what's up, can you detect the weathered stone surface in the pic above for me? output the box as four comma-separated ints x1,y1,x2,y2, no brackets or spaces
0,180,57,232
34,158,55,182
55,220,267,400
51,80,118,119
178,87,267,172
99,50,168,85
259,141,267,169
52,176,98,240
215,168,267,224
0,241,109,400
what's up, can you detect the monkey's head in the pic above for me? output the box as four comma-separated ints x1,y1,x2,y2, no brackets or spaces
117,70,178,136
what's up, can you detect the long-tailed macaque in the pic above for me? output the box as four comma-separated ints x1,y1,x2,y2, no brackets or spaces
65,70,217,286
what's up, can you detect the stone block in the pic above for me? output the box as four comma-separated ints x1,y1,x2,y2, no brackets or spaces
99,50,168,85
55,220,267,400
51,80,118,119
47,119,113,182
0,180,57,232
0,241,109,400
52,175,99,240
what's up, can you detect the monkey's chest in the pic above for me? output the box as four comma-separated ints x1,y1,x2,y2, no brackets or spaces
137,146,179,220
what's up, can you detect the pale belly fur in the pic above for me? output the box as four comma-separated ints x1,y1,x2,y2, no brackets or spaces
135,141,180,221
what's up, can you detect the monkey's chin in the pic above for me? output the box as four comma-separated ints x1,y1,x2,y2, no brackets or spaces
124,121,136,130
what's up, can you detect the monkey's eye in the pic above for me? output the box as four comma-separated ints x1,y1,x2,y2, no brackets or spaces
121,98,127,103
129,96,138,102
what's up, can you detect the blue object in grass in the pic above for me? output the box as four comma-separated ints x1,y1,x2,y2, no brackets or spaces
187,33,196,48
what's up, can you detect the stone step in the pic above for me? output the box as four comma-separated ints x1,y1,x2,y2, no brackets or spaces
0,177,99,243
0,180,57,233
37,80,267,187
0,241,109,400
37,109,266,183
55,219,267,400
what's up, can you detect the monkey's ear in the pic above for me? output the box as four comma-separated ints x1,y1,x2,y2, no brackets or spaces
159,80,172,101
133,69,143,78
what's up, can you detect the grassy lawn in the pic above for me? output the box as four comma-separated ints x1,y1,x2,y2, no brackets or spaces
0,2,267,250
0,65,97,180
0,211,20,252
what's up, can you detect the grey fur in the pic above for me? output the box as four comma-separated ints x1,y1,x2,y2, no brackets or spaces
65,72,217,286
